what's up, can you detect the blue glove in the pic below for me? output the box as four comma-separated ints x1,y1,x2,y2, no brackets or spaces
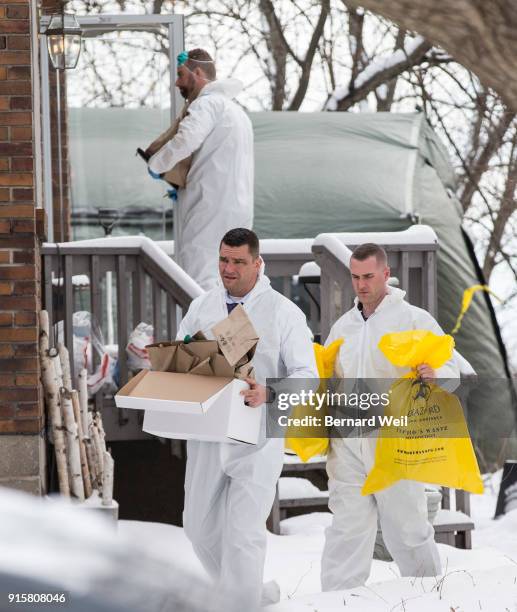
148,167,161,180
166,188,178,202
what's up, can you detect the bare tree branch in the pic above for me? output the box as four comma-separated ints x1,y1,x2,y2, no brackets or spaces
332,36,432,111
288,0,330,110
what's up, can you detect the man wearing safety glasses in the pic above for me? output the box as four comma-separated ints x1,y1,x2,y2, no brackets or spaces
146,49,254,291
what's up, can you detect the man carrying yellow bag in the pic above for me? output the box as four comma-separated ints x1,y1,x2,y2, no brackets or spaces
362,330,484,496
321,243,459,592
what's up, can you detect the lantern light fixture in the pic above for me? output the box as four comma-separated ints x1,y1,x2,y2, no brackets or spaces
46,12,82,70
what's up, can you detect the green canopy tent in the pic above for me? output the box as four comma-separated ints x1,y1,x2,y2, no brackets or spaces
69,109,516,459
251,111,515,459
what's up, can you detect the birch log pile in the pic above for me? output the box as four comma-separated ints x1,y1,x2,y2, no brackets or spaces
39,310,115,504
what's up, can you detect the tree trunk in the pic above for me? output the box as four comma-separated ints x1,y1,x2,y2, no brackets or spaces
39,311,70,496
343,0,517,112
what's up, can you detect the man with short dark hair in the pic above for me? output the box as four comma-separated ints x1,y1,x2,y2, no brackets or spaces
320,242,459,590
148,50,253,290
178,228,318,611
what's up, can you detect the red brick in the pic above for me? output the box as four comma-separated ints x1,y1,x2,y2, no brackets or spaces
0,21,29,35
0,220,10,233
10,126,31,140
12,219,34,232
0,312,12,325
0,157,8,170
13,343,37,357
0,265,34,279
0,36,5,50
0,51,30,66
0,419,40,434
0,188,9,200
12,250,32,263
0,96,8,110
0,388,39,403
15,373,38,386
0,251,9,263
0,357,36,371
0,345,14,358
0,204,33,217
17,402,41,417
0,295,35,309
11,157,32,171
0,81,30,97
6,36,29,50
0,173,32,186
0,405,15,418
10,96,31,110
6,6,29,19
0,327,36,341
0,237,34,248
12,188,33,200
12,280,36,294
0,282,13,295
0,142,32,156
0,67,6,80
14,311,35,325
0,111,31,125
0,127,7,140
0,373,14,385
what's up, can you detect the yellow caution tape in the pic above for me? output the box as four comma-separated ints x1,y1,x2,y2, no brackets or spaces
451,284,502,335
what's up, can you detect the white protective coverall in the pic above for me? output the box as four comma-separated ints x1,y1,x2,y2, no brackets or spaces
149,78,253,290
321,286,459,591
177,273,318,611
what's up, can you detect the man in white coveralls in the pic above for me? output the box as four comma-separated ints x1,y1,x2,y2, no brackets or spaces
321,242,459,590
177,228,318,610
148,49,253,290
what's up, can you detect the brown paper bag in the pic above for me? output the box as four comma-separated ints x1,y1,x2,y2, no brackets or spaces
185,340,219,362
147,343,178,372
211,305,259,366
189,357,214,376
175,345,198,373
145,103,192,189
210,353,235,378
235,363,255,380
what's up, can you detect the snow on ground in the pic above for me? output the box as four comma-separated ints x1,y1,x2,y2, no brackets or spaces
3,471,512,610
117,470,517,611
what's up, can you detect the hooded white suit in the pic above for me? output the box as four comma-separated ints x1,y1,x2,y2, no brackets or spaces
149,79,253,290
177,273,318,611
321,286,459,591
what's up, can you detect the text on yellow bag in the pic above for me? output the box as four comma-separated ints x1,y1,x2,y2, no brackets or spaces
362,330,483,496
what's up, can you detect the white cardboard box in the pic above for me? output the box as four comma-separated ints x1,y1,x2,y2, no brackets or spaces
115,369,261,444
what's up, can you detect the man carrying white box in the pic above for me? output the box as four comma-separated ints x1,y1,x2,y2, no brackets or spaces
177,228,318,611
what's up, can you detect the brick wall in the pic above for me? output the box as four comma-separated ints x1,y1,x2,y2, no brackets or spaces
0,0,46,494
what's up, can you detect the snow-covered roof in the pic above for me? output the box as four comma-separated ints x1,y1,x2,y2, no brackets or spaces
314,225,438,248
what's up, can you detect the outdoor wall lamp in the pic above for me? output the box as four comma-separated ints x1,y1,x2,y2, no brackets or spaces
46,12,82,70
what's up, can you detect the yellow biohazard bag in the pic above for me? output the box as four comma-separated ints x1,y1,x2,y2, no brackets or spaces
285,338,343,462
362,330,483,496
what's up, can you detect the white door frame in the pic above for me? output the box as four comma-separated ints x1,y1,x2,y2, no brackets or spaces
39,14,185,241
